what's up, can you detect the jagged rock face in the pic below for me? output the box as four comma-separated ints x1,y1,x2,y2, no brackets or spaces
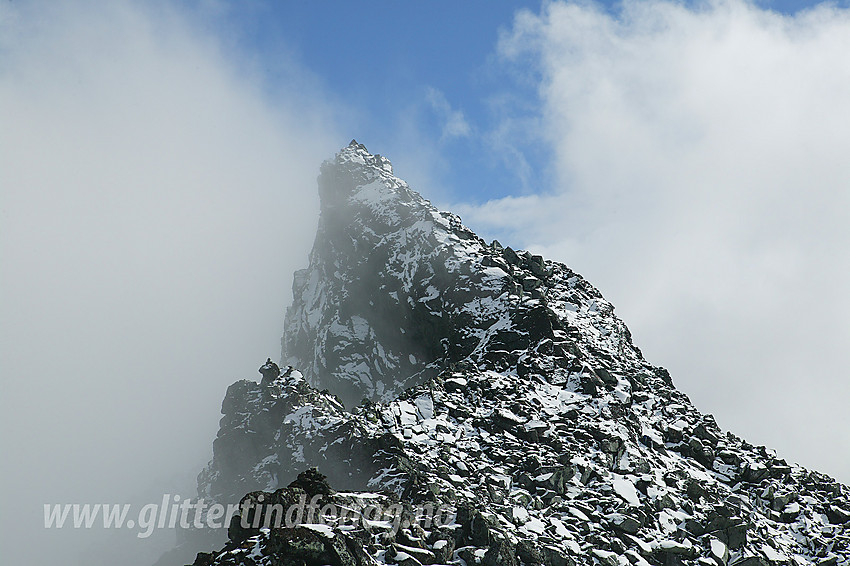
194,143,849,566
281,140,515,407
197,369,400,503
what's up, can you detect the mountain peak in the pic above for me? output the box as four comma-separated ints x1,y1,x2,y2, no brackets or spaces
185,145,849,566
283,143,648,410
337,139,389,169
317,141,394,208
286,143,516,406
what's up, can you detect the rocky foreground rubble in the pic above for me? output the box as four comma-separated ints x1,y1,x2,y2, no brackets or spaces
179,142,848,566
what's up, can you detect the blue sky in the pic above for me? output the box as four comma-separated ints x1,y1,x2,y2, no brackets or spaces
206,0,551,203
194,0,847,205
2,1,849,563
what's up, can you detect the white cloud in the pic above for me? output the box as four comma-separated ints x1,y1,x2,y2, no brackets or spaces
460,0,850,482
426,86,472,141
0,1,339,563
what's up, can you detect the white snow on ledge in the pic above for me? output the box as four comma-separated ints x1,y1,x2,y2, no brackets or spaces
612,474,640,506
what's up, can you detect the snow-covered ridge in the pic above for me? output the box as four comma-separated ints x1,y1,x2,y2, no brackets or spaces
186,143,849,566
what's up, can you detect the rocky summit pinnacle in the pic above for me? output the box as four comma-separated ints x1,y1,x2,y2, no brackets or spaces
282,140,561,407
183,144,849,566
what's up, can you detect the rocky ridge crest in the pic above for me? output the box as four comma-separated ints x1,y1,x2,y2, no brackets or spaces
190,141,849,566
